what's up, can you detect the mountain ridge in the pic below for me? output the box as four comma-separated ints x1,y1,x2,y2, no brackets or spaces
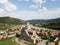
27,17,60,30
0,16,26,25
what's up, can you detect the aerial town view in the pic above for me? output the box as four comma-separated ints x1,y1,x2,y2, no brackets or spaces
0,0,60,45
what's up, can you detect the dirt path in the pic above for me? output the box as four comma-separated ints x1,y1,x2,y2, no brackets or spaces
14,37,30,45
37,40,47,45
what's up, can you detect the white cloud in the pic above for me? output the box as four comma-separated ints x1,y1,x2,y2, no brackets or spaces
10,8,60,20
32,0,46,3
0,0,17,12
29,0,46,10
18,0,29,1
32,0,46,8
43,7,47,11
51,0,56,1
0,0,17,18
29,4,38,9
29,5,35,8
0,8,60,20
0,8,5,14
0,0,8,3
4,2,17,11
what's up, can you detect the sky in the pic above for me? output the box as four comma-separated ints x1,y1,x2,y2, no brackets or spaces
0,0,60,20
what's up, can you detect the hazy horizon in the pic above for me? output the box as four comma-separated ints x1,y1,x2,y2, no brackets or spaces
0,0,60,20
0,16,60,21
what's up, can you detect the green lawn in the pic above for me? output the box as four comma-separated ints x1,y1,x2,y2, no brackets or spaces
0,37,16,45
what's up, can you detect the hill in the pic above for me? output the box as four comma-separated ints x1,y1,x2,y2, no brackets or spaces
0,16,26,30
0,16,26,25
27,18,60,30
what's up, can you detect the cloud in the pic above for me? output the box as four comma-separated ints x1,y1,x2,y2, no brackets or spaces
51,0,56,1
32,0,46,7
4,2,17,11
32,0,46,3
0,8,5,14
29,0,46,11
0,0,17,18
0,0,17,12
10,8,60,20
38,7,47,15
17,0,29,1
29,4,38,9
0,8,60,20
43,7,47,11
0,0,8,3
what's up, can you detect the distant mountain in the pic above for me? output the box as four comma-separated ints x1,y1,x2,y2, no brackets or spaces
27,18,60,30
0,16,26,25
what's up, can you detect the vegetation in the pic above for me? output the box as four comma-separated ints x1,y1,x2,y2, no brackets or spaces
0,16,59,45
29,43,36,45
0,24,16,30
27,18,60,30
0,16,26,25
0,37,16,45
0,16,26,30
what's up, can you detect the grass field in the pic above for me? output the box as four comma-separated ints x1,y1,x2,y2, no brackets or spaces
0,37,17,45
